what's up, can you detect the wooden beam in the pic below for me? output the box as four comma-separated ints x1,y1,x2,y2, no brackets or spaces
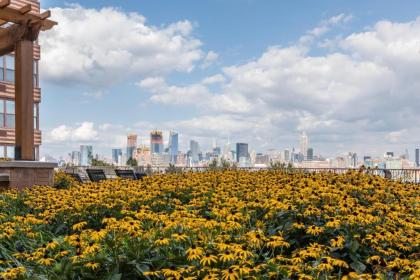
15,39,35,160
19,4,31,15
0,24,24,56
0,6,56,31
0,0,10,8
39,10,50,19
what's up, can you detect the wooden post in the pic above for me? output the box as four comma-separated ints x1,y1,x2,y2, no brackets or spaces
15,39,34,160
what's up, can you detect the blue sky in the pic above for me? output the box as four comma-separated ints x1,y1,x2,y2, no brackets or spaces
39,0,420,159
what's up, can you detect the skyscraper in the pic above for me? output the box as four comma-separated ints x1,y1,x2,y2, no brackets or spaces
150,130,164,154
112,148,122,165
284,149,290,162
71,151,81,166
300,132,308,160
415,148,419,167
190,140,199,163
127,134,137,160
80,145,93,166
168,131,179,164
236,143,249,162
307,148,314,161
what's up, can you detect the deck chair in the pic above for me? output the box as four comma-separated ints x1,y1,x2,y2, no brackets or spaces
86,169,107,182
66,172,84,184
115,169,137,180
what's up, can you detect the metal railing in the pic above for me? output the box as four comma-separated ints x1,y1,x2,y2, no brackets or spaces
58,166,420,184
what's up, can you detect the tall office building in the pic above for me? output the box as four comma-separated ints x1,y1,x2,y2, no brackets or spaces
415,148,419,167
80,145,93,166
190,140,199,163
126,134,137,160
150,130,164,154
284,149,290,162
307,148,314,161
0,0,42,160
70,151,81,166
236,143,249,162
112,148,122,165
168,131,179,164
300,132,308,160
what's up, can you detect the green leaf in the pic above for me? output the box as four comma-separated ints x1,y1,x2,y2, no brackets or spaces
109,274,122,280
350,260,366,273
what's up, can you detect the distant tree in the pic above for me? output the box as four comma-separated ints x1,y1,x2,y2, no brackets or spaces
207,159,219,171
270,161,293,171
206,158,235,171
91,158,112,167
165,163,182,174
126,158,138,167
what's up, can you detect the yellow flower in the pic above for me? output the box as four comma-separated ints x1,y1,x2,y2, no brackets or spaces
72,221,87,231
200,253,218,266
186,245,204,261
84,262,100,270
219,250,236,263
306,225,324,235
154,237,170,246
221,267,240,280
330,235,345,248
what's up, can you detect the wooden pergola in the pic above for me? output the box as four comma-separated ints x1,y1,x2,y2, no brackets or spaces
0,0,56,160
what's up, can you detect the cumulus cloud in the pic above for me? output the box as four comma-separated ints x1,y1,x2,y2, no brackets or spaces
43,14,420,156
39,4,204,86
137,16,420,155
201,51,219,68
47,122,98,142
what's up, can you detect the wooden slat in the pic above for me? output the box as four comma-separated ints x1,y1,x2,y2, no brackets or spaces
18,3,30,14
0,6,56,31
0,128,41,146
0,82,41,102
0,0,10,8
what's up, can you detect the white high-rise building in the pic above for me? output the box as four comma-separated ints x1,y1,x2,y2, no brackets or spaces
300,132,309,160
221,137,232,161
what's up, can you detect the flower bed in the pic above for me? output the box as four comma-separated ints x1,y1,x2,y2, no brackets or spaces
0,170,418,279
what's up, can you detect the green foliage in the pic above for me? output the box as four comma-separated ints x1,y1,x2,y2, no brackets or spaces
270,161,293,171
165,163,182,174
126,158,138,167
206,158,236,171
91,158,112,167
54,171,77,189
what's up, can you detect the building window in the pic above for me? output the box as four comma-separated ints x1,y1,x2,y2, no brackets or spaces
33,60,38,87
34,103,39,130
0,146,4,158
6,146,14,159
0,99,15,128
5,55,14,83
0,56,3,81
5,100,14,128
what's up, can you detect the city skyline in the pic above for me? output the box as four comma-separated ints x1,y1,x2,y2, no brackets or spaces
37,1,420,159
60,130,420,171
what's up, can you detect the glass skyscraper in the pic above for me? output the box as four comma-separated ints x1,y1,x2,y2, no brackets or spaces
236,143,249,162
112,148,122,164
80,145,93,166
150,130,164,154
168,131,179,164
190,140,199,163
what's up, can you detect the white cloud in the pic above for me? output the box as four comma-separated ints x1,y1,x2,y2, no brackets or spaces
201,51,219,68
47,122,98,143
39,4,204,86
202,74,226,84
299,13,352,45
43,15,420,157
136,16,420,155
